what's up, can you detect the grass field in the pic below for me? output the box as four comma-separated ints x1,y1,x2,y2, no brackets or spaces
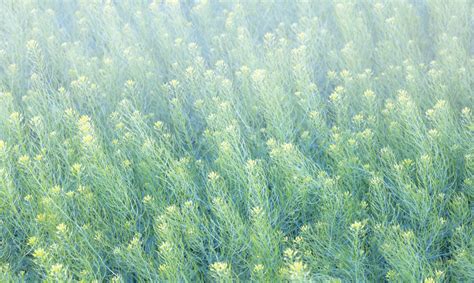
0,0,473,282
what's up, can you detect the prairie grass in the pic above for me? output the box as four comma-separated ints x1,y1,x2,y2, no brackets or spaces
0,0,473,282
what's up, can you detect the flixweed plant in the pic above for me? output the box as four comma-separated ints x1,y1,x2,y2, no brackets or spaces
0,0,472,282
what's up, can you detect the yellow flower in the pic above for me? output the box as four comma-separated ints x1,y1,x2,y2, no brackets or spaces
360,128,374,140
386,269,397,281
208,171,220,182
340,70,351,79
50,185,61,194
253,264,264,273
369,176,383,187
10,112,21,123
94,231,103,242
50,263,63,275
122,159,132,167
71,163,82,175
115,122,125,130
288,261,308,277
309,111,320,120
78,115,92,133
433,100,446,110
27,236,38,246
426,108,435,118
18,155,30,165
33,248,46,259
352,113,364,124
329,89,341,102
82,134,94,145
166,205,177,214
36,213,47,222
251,69,266,83
283,248,296,260
420,154,431,164
294,236,303,244
350,221,365,232
158,264,169,273
159,241,172,253
282,143,294,153
300,225,309,233
218,140,230,152
401,159,413,168
169,79,179,88
461,107,471,117
348,138,357,146
363,89,375,99
185,66,194,76
142,195,153,204
402,230,414,240
127,234,141,250
26,39,39,50
251,206,263,217
8,63,17,74
327,70,337,80
428,128,439,139
154,120,163,130
246,159,257,169
297,32,306,42
240,65,250,75
125,80,135,88
210,261,230,276
56,223,68,234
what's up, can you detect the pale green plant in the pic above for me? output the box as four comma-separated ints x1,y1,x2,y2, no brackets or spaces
0,0,472,281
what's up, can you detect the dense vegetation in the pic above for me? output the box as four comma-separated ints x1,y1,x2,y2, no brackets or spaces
0,0,473,282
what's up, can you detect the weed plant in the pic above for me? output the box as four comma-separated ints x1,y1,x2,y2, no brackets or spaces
0,0,473,282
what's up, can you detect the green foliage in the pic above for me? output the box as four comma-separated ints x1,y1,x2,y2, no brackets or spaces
0,0,472,281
